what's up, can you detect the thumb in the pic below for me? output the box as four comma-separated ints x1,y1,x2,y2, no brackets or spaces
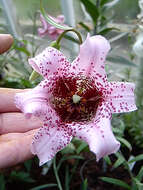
0,34,13,54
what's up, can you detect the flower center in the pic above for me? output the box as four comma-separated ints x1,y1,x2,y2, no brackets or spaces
72,94,81,104
51,76,103,123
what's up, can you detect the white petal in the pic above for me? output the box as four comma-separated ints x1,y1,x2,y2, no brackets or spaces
105,82,137,113
31,124,72,166
68,103,120,160
70,34,110,89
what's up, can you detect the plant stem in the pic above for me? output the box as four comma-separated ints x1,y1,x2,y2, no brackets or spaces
56,29,83,45
53,156,63,190
96,0,100,8
94,0,100,34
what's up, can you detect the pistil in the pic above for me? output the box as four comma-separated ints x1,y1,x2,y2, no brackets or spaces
72,94,81,104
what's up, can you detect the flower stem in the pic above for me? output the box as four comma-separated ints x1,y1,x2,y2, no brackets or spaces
53,156,63,190
96,0,100,8
56,29,83,46
94,0,100,34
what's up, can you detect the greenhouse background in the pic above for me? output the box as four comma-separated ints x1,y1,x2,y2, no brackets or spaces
0,0,143,190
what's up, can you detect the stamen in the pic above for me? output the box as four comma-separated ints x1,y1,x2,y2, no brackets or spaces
52,76,103,123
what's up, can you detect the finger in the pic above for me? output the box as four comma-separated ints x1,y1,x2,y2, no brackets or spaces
0,88,25,112
0,112,42,134
0,34,13,54
0,129,38,142
0,133,35,169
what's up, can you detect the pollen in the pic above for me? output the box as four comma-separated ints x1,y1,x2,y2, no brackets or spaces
51,76,103,123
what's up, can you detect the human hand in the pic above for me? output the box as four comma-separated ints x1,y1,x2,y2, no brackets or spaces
0,34,42,169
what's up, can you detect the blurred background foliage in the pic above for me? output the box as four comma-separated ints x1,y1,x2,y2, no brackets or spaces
0,0,143,190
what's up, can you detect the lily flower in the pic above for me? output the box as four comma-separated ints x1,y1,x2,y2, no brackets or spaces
15,34,137,166
38,14,65,40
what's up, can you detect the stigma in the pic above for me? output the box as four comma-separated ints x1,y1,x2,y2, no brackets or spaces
72,94,81,104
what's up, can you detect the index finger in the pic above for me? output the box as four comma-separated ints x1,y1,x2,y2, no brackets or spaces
0,34,13,54
0,88,24,112
0,132,35,169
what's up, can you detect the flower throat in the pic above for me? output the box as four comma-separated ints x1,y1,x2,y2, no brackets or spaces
51,76,103,123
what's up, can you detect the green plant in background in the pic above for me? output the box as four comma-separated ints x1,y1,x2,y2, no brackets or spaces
0,0,143,190
0,37,41,89
0,10,41,89
100,151,143,190
79,0,121,35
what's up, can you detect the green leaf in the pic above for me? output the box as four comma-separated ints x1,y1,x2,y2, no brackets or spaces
57,155,84,171
133,178,143,190
10,171,35,183
112,127,123,135
50,41,60,50
81,178,88,190
136,166,143,181
107,55,137,67
128,155,136,171
40,0,71,30
9,57,30,77
78,22,90,32
64,34,80,44
65,165,70,190
98,27,119,35
103,156,112,165
14,46,31,57
0,175,5,190
100,177,130,189
61,143,75,154
116,137,132,151
11,62,30,76
129,154,143,164
113,153,125,168
76,141,88,154
24,159,33,172
53,156,63,190
20,79,34,88
80,0,99,25
62,155,84,160
30,184,57,190
100,0,110,7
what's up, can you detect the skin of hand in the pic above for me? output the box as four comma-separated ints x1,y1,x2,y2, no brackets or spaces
0,34,42,169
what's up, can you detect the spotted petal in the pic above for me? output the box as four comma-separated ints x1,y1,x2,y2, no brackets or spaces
105,82,137,113
31,123,72,166
15,78,56,120
69,103,120,161
70,34,110,88
29,47,70,78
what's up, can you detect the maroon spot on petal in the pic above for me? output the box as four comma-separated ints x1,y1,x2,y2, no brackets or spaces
50,76,103,123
